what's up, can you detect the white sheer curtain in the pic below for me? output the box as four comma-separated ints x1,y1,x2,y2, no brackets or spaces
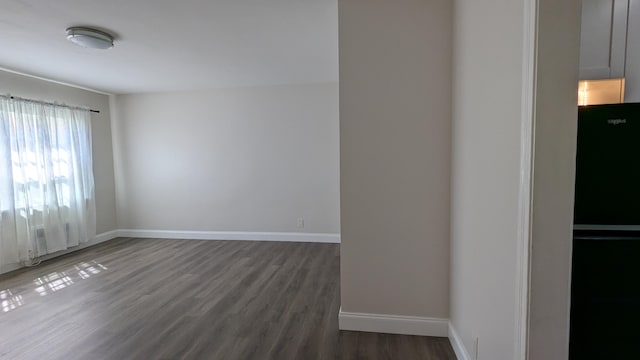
0,96,96,269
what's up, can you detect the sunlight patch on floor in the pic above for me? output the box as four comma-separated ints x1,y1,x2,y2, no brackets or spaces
1,289,24,312
0,260,108,313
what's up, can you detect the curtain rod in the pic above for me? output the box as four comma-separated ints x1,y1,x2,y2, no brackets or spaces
2,95,100,114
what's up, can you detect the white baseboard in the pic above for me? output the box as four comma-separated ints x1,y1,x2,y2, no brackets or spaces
338,307,449,337
93,229,120,244
448,322,473,360
0,263,22,275
1,229,340,275
118,229,341,243
0,229,120,276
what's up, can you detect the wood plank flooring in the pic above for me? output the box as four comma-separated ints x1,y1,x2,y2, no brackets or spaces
0,238,456,360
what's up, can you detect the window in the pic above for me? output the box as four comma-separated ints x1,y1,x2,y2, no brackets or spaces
9,126,74,211
0,96,96,266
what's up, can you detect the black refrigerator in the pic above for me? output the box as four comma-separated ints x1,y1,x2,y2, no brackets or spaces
571,103,640,359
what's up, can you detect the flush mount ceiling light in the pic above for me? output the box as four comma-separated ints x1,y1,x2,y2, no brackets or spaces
66,27,114,49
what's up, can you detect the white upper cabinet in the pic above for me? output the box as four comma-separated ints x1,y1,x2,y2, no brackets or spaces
625,0,640,102
579,0,629,80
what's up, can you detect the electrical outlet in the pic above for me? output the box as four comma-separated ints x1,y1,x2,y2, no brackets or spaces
297,217,304,228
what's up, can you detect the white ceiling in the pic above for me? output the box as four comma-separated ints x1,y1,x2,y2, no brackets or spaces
0,0,338,94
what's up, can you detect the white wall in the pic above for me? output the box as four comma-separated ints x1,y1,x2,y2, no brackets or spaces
451,0,582,359
339,0,451,319
111,83,340,234
528,0,581,359
450,0,524,358
0,70,117,235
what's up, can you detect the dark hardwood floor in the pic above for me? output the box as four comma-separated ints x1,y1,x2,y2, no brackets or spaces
0,238,455,360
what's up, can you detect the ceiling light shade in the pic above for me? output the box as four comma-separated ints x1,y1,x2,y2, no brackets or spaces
66,27,114,49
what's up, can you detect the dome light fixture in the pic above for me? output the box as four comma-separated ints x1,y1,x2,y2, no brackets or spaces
66,27,114,49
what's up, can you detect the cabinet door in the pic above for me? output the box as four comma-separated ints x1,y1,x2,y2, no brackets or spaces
579,0,629,80
625,0,640,102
